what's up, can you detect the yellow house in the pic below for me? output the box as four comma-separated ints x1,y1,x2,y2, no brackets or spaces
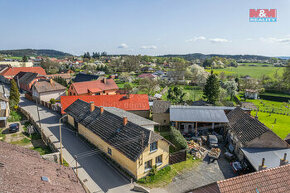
65,99,171,179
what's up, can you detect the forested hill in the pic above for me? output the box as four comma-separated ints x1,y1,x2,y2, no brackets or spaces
160,53,272,61
0,49,72,58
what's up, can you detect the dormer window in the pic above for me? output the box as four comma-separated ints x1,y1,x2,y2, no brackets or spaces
150,142,158,153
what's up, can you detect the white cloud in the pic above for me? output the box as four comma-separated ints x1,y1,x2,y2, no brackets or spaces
246,38,253,41
260,37,290,44
186,36,206,42
141,45,157,49
209,38,230,43
117,43,128,49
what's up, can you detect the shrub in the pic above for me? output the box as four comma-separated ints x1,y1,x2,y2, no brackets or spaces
170,126,188,151
50,98,56,104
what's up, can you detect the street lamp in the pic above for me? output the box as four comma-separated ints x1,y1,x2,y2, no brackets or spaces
59,114,67,165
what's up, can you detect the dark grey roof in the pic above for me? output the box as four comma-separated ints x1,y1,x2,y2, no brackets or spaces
152,100,171,114
227,107,269,144
65,99,164,161
191,100,211,106
103,107,158,126
18,72,39,85
241,148,290,171
73,73,100,82
170,105,229,123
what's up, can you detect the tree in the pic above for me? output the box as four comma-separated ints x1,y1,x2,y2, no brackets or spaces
138,78,159,95
53,77,68,87
9,79,20,109
190,64,209,86
22,55,28,62
123,83,133,94
203,71,220,104
170,126,188,151
224,80,238,100
167,86,186,104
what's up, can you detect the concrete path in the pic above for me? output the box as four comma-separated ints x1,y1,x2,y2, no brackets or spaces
19,97,135,193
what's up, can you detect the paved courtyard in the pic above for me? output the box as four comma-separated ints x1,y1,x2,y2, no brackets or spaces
166,146,236,193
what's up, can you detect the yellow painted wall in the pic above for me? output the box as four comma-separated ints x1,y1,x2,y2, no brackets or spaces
68,114,170,180
136,139,169,179
68,115,74,126
78,123,138,177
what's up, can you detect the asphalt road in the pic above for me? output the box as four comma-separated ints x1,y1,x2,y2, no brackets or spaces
19,97,133,193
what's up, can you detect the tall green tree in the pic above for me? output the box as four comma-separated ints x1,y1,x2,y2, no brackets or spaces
203,71,220,104
22,55,28,62
167,86,186,104
9,79,20,109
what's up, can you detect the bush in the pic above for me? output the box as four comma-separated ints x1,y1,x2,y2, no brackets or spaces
50,98,56,104
170,126,188,151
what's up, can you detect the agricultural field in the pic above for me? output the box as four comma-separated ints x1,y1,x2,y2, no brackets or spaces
207,63,284,78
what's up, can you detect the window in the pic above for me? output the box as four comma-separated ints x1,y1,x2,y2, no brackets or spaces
107,147,112,155
144,160,152,172
150,142,158,152
163,120,166,123
155,155,163,166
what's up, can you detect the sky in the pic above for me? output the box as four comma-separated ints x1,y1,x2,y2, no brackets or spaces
0,0,290,56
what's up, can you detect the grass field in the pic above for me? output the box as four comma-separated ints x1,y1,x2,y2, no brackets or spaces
207,63,284,78
251,111,290,139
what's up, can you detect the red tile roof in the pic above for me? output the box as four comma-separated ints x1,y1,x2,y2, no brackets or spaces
138,73,156,78
0,67,47,77
217,164,290,193
189,164,290,193
61,94,150,114
70,79,118,95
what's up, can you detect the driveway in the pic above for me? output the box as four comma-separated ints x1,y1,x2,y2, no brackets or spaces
19,97,134,193
166,145,237,193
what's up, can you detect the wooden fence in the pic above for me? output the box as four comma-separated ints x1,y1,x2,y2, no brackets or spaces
169,149,186,164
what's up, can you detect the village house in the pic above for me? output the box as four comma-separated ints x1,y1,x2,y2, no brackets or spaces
32,79,66,102
46,73,72,83
152,100,171,126
166,71,185,82
65,99,170,179
189,164,290,193
68,78,119,96
0,66,46,84
0,61,34,67
14,71,46,93
61,94,151,118
0,94,9,127
226,107,289,166
138,73,157,79
244,89,259,99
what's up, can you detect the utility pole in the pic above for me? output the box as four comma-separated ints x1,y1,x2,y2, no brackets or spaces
59,115,67,165
75,155,78,181
36,99,43,139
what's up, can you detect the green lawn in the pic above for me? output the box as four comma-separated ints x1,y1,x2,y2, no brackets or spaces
10,138,31,145
8,110,25,122
31,146,52,155
206,65,283,79
251,111,290,139
137,156,200,188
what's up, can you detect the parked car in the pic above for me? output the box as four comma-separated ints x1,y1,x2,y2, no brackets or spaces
231,161,244,174
9,123,20,133
207,135,218,148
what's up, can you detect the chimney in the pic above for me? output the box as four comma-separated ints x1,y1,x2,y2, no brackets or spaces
123,117,128,126
90,102,95,112
100,106,104,114
280,153,288,166
258,158,267,171
103,78,107,84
